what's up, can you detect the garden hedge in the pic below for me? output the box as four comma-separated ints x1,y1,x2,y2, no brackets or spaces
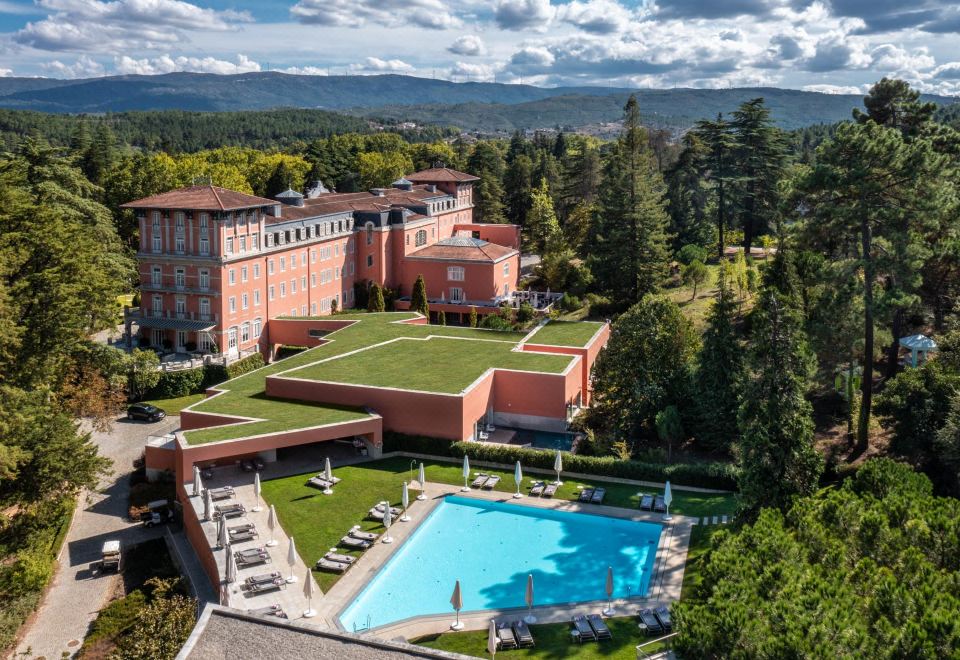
150,353,266,399
383,432,739,490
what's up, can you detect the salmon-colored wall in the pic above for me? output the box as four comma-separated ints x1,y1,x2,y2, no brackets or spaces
453,223,522,251
402,254,518,303
178,480,221,589
265,318,356,348
492,365,580,419
522,323,610,405
144,444,176,473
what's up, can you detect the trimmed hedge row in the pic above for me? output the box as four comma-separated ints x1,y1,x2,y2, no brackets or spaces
149,353,265,399
383,433,739,491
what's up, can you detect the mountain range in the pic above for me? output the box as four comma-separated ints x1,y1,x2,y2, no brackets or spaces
0,72,955,132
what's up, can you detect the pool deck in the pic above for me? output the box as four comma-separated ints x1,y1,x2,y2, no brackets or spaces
311,480,696,642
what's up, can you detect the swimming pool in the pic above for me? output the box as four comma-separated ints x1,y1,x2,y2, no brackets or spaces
339,496,662,631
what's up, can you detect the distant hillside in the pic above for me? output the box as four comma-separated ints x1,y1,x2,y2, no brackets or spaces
0,72,954,133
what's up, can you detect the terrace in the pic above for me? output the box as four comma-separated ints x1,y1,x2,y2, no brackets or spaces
526,321,606,348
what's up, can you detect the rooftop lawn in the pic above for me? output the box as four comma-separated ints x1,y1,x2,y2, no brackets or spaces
181,313,535,444
527,320,604,347
286,336,573,393
259,456,735,593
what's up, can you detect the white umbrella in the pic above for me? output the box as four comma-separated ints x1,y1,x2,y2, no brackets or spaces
401,482,411,522
663,481,673,521
450,580,464,630
323,457,333,495
488,619,497,658
524,574,536,623
461,455,471,491
225,540,236,583
220,581,230,607
553,450,563,485
286,537,299,583
603,566,615,616
513,461,523,499
204,488,213,521
252,472,263,512
266,504,278,547
417,462,427,500
382,502,394,543
192,466,202,497
216,516,227,548
303,569,317,618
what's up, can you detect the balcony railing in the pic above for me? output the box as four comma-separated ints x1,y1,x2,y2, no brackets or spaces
143,310,219,323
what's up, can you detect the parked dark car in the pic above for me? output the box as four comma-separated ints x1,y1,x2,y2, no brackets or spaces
127,403,166,422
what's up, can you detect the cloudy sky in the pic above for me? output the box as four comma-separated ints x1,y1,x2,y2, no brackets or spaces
1,0,959,94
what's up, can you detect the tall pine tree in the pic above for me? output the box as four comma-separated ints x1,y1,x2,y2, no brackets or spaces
694,114,736,260
410,274,429,317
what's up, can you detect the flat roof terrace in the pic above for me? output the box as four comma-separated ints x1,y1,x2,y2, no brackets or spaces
526,320,606,348
283,336,574,394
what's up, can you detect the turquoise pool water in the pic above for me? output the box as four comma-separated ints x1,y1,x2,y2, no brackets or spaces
339,496,662,631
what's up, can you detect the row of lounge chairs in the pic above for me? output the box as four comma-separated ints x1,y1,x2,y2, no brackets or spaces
213,503,246,520
572,614,613,643
317,527,380,572
243,571,285,593
207,486,235,501
638,606,673,635
494,619,535,650
639,493,667,513
235,546,271,568
367,503,401,521
529,481,558,497
577,487,606,504
469,473,501,489
228,522,257,542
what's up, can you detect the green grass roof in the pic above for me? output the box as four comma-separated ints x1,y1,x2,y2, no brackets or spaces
182,313,592,445
527,320,604,347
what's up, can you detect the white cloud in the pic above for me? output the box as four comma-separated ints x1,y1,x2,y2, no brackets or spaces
41,54,104,78
494,0,554,31
559,0,633,35
448,35,486,56
348,56,416,73
114,54,260,75
449,61,497,81
291,0,460,30
278,65,330,75
802,83,867,94
0,68,12,77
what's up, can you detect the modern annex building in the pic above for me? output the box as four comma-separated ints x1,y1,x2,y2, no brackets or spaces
123,167,525,360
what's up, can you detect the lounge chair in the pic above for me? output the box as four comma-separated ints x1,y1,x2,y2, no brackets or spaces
579,488,595,502
339,535,372,550
245,571,282,586
306,476,332,490
246,575,285,593
496,621,518,650
471,473,490,488
214,503,245,519
349,529,378,542
587,614,612,640
208,486,234,501
653,495,667,513
543,482,558,497
235,548,270,567
638,608,663,635
324,552,356,565
572,615,596,643
318,471,342,485
373,503,402,515
229,523,255,533
482,475,500,489
530,481,545,496
316,558,348,573
591,488,606,504
229,529,257,543
248,604,286,619
639,493,654,510
512,620,535,647
653,605,673,632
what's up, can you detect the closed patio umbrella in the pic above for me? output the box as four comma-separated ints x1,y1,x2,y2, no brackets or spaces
266,504,278,547
303,569,317,618
192,466,202,497
553,450,563,485
488,619,497,658
450,580,464,630
401,482,411,522
286,537,299,583
204,488,213,521
524,574,536,623
216,516,227,548
663,481,673,522
323,457,333,495
220,581,230,607
461,455,471,491
225,540,236,584
513,461,523,499
252,472,263,512
382,502,394,543
417,462,428,500
603,566,615,616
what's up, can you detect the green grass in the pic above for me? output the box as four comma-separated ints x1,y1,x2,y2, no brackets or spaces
679,524,721,602
260,457,735,592
289,336,573,393
413,616,672,659
181,312,574,445
142,393,205,414
527,320,604,347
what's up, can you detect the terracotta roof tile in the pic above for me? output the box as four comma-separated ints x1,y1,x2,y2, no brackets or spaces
406,237,516,262
120,185,276,211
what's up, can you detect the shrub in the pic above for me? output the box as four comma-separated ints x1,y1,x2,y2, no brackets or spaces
516,302,535,324
469,306,478,328
382,432,738,490
202,352,265,389
677,244,708,265
4,548,54,596
559,293,582,312
480,313,513,331
82,590,148,650
150,368,204,398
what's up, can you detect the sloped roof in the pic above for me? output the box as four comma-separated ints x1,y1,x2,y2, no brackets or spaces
407,236,516,262
121,185,276,211
405,167,479,183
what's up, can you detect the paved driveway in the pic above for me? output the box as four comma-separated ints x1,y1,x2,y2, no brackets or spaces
15,415,179,659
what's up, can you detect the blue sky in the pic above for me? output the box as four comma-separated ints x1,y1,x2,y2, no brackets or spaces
1,0,959,95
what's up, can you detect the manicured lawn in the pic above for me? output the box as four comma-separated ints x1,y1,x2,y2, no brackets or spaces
413,616,672,659
679,523,722,602
260,456,735,593
183,312,539,445
528,320,604,347
289,336,572,393
142,393,205,414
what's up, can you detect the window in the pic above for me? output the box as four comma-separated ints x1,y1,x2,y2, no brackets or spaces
151,295,162,317
199,269,209,289
175,212,184,232
228,269,236,285
349,262,355,276
280,282,286,297
199,298,210,320
199,237,209,255
269,286,275,301
266,234,274,248
301,305,307,316
311,302,317,315
366,223,374,245
226,237,234,254
239,236,247,253
311,273,317,287
175,236,185,253
503,262,510,276
238,212,247,227
290,254,296,270
504,283,510,296
199,213,208,232
415,229,427,247
301,276,307,290
335,244,339,257
200,333,212,351
152,211,160,228
366,255,373,268
253,318,262,338
251,234,259,250
151,266,162,287
280,257,286,272
152,235,162,253
254,289,260,306
241,323,250,342
175,268,186,288
229,296,236,313
228,327,237,350
450,287,464,302
268,259,274,275
447,266,465,281
406,235,410,246
311,250,317,264
241,266,248,283
241,293,248,310
291,279,297,294
175,297,186,317
253,263,260,279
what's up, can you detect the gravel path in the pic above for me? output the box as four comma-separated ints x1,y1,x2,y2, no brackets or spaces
14,415,179,659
